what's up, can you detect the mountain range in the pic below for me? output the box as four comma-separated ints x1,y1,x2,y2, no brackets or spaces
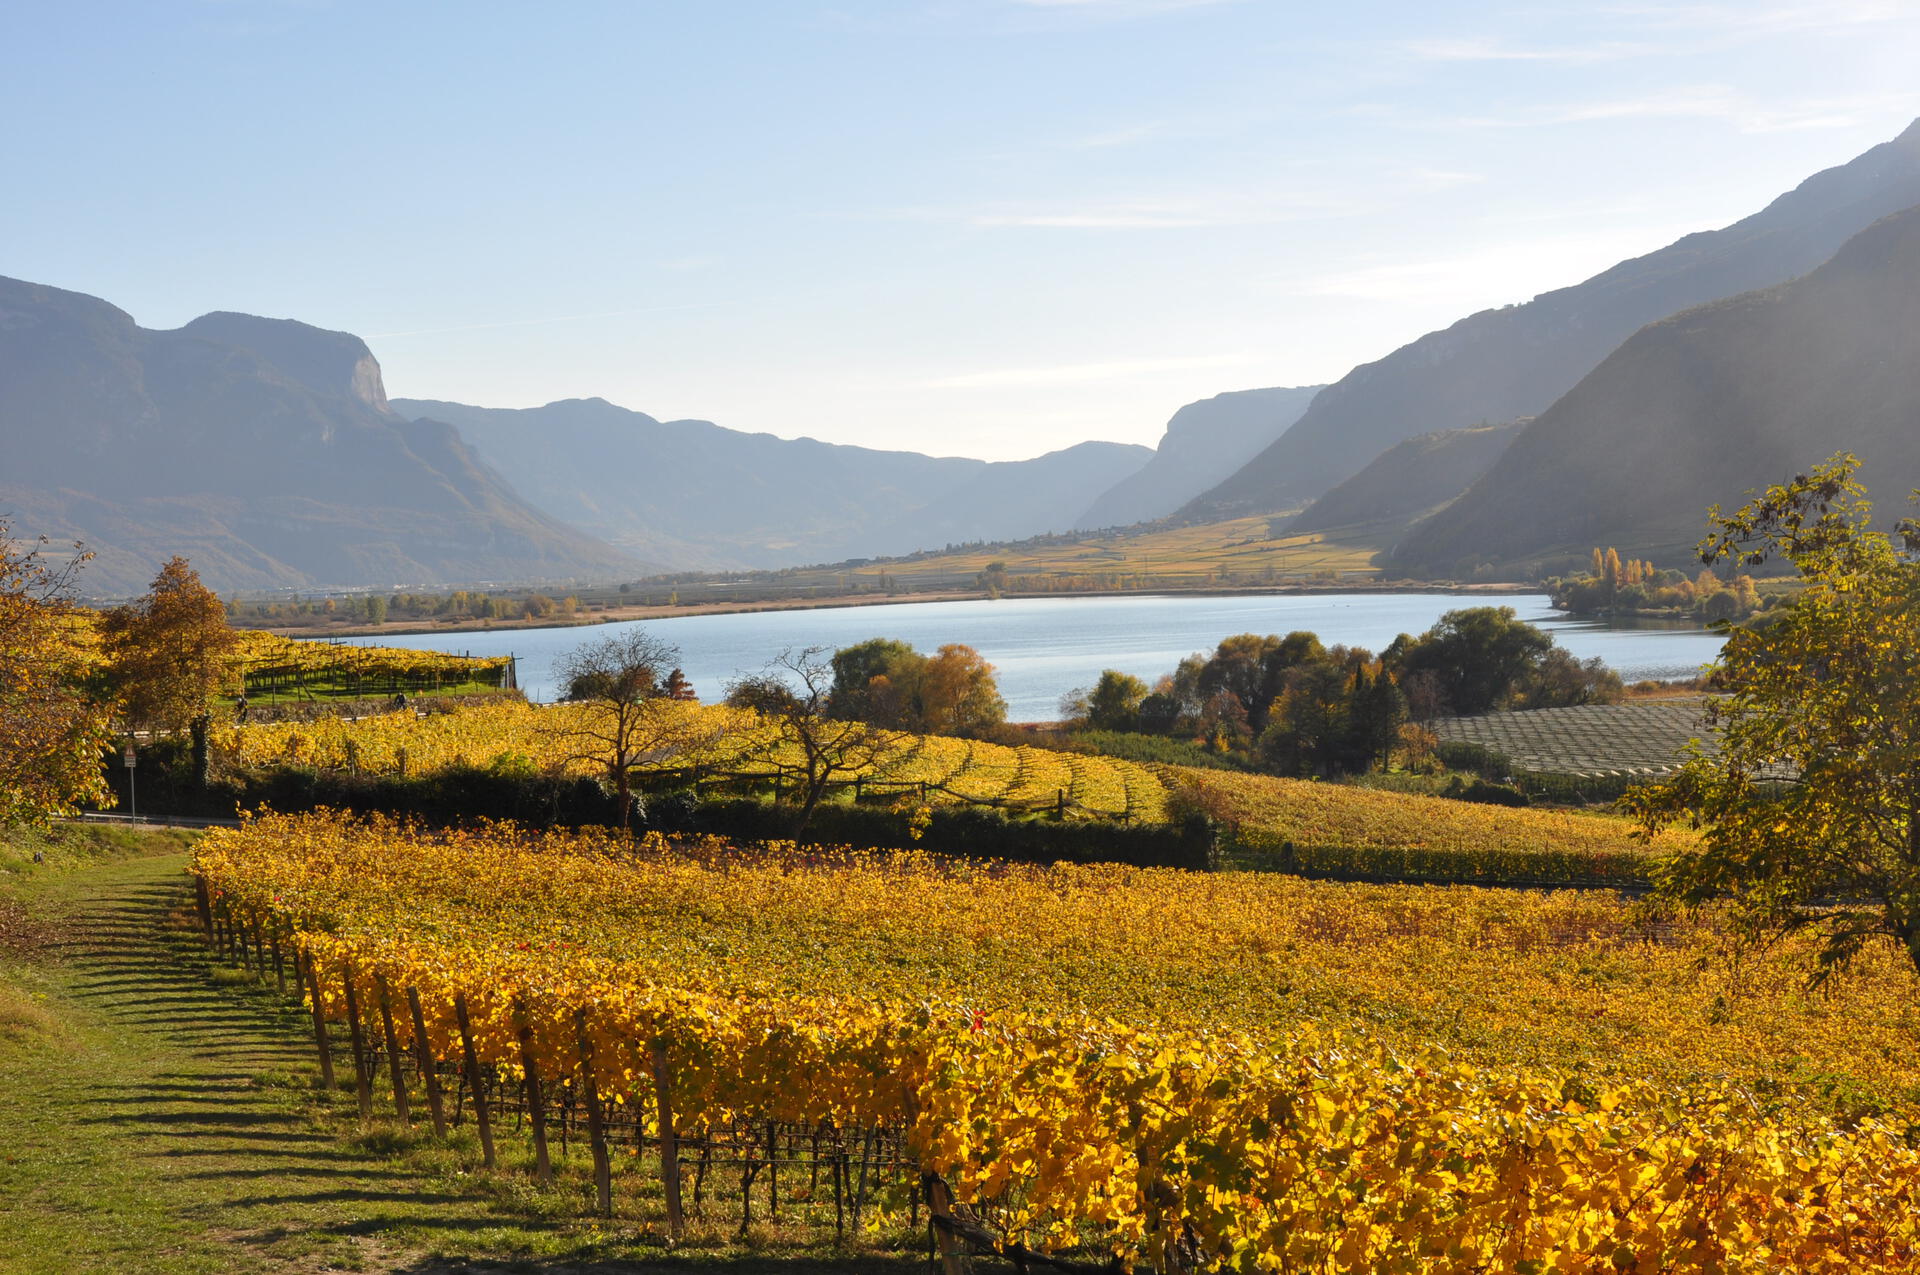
0,279,642,594
387,396,1153,571
9,117,1920,595
1184,117,1920,521
1393,203,1920,576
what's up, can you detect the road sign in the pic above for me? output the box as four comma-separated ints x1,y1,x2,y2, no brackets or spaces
123,745,137,769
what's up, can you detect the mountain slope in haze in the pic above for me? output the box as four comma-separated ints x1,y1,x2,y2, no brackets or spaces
868,439,1152,550
1394,205,1920,576
0,277,642,594
1289,421,1525,536
1074,385,1323,529
391,397,1150,570
1185,117,1920,520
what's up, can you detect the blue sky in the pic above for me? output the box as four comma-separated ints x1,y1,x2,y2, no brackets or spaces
5,1,1919,460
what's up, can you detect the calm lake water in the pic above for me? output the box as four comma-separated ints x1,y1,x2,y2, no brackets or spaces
345,593,1725,721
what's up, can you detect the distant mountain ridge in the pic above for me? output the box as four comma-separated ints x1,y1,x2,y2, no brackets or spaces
1074,385,1324,529
1394,204,1920,575
390,396,1151,571
1289,421,1525,536
1184,117,1920,520
0,277,642,594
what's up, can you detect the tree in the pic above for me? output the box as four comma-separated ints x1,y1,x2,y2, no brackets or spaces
828,638,923,727
728,647,892,834
1515,647,1624,709
1626,455,1920,979
1195,632,1325,734
918,644,1006,737
364,594,388,625
100,557,240,735
0,525,113,825
553,630,718,832
826,638,1005,737
1067,669,1149,732
1387,607,1551,717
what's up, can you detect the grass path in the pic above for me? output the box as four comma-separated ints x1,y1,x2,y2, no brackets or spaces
0,848,923,1274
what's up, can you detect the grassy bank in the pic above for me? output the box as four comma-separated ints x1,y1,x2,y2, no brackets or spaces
0,827,923,1274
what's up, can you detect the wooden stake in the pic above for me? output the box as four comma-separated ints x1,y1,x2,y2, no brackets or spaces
194,877,214,937
301,952,334,1090
407,986,447,1138
767,1120,779,1223
651,1038,684,1236
575,1010,612,1216
516,1007,552,1184
375,976,411,1127
342,967,373,1123
453,995,495,1168
924,1174,970,1275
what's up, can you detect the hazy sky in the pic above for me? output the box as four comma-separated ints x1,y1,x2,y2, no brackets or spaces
6,2,1919,460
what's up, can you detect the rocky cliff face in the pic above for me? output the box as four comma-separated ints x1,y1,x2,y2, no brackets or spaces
0,276,641,593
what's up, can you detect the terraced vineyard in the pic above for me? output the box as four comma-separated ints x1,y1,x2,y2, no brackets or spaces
1432,699,1713,777
211,700,1170,822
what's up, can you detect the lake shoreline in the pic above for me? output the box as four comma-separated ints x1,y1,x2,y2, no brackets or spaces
257,579,1541,640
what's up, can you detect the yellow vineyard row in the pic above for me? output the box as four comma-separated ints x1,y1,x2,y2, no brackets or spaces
192,812,1920,1272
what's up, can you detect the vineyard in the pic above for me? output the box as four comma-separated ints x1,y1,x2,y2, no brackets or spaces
192,811,1920,1273
229,631,516,700
209,700,1171,822
1431,700,1714,779
1183,768,1672,886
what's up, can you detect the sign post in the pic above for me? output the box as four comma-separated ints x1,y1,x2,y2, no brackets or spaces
123,743,137,821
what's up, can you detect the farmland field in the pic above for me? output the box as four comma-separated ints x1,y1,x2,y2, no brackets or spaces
1432,699,1714,777
191,811,1920,1272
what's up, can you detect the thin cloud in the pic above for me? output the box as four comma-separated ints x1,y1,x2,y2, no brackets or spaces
1437,87,1920,134
1600,1,1919,35
923,353,1261,390
1403,37,1656,63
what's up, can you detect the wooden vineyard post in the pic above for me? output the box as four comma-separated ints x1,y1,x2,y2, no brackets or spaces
650,1038,684,1236
341,966,374,1123
301,952,335,1090
406,986,448,1138
194,877,214,937
453,995,495,1168
374,976,412,1127
923,1173,970,1275
575,1010,612,1217
270,924,285,993
767,1120,779,1223
516,1006,553,1185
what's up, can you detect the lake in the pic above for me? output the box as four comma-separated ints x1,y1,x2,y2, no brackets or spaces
344,593,1725,721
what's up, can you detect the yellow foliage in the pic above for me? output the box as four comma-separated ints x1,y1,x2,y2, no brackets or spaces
196,811,1920,1273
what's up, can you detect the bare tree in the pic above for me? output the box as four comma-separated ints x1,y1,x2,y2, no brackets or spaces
727,647,893,835
551,630,718,833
